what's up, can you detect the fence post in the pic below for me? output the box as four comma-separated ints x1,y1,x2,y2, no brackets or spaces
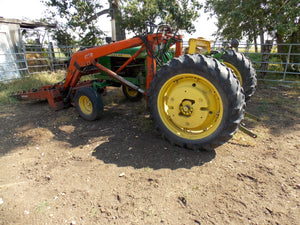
21,41,30,76
48,42,55,72
282,44,292,82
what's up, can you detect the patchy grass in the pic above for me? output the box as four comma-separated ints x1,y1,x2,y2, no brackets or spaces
246,81,300,131
0,71,66,105
134,114,153,133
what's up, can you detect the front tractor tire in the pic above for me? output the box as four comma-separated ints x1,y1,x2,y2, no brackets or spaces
74,87,104,121
148,54,245,151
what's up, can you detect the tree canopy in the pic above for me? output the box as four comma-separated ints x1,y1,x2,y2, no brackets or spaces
42,0,203,46
42,0,106,46
205,0,299,43
120,0,202,35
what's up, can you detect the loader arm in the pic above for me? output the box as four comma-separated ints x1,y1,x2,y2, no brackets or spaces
64,33,182,91
64,36,144,89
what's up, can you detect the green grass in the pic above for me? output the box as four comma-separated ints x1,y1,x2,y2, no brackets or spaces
134,115,153,132
0,71,65,105
35,200,50,213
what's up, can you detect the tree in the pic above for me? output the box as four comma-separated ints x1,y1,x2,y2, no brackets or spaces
120,0,202,35
85,0,126,41
205,0,299,73
205,0,299,45
42,0,106,46
43,0,203,45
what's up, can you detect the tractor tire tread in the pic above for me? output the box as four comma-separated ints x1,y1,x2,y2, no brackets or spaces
221,49,257,102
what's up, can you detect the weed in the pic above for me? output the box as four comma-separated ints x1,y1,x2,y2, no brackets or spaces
133,115,153,133
88,206,99,217
35,200,50,213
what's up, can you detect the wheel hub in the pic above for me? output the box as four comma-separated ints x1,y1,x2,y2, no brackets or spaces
79,96,93,115
180,100,193,116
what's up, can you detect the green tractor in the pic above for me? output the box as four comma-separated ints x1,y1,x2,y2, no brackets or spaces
16,24,256,150
94,37,257,104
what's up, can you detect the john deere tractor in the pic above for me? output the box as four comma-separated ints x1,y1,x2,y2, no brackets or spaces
15,24,256,150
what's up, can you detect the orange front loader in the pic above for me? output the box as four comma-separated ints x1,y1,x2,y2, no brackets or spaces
15,28,182,111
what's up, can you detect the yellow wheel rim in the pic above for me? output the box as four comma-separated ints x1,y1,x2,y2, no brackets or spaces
125,86,139,97
157,73,223,140
78,96,93,115
223,62,243,85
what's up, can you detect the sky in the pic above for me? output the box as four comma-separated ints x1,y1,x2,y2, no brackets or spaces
0,0,218,41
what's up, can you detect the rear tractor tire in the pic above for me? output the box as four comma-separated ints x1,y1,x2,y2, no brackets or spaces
74,87,104,121
148,54,245,151
220,49,257,102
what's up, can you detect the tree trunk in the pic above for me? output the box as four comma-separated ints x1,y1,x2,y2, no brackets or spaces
109,0,126,41
260,40,273,79
254,37,258,53
260,31,264,53
276,32,286,67
288,20,300,71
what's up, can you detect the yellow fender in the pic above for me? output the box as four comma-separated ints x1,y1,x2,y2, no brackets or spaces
187,37,212,54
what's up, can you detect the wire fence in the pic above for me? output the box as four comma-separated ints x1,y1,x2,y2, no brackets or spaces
1,41,299,83
211,41,300,83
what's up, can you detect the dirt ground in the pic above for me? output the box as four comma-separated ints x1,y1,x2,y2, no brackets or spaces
0,83,299,225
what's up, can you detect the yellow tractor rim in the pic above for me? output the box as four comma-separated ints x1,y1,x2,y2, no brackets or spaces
78,95,93,115
157,73,223,140
223,62,243,85
125,86,139,97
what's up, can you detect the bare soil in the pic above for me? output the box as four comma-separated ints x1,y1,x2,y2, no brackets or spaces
0,83,299,225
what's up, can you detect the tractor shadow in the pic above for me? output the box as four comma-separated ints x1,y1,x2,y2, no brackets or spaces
0,96,216,170
89,95,216,170
91,134,216,170
73,99,216,170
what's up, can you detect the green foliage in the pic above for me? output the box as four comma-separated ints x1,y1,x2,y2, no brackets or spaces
120,0,202,34
43,0,203,45
42,0,105,46
205,0,299,43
